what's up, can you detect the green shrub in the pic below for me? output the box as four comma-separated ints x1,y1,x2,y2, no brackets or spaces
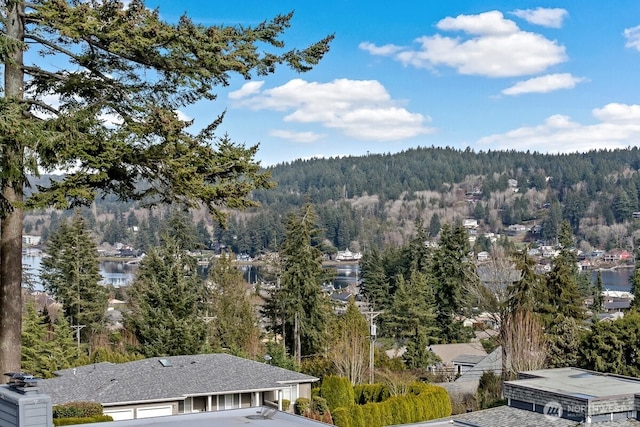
281,399,291,411
331,407,351,427
353,383,389,404
53,402,103,419
320,375,354,411
311,396,329,415
53,415,113,426
295,397,310,415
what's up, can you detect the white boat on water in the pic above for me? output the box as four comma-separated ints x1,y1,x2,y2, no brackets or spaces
336,248,362,262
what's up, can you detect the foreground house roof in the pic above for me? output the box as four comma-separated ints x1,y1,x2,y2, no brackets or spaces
38,353,318,406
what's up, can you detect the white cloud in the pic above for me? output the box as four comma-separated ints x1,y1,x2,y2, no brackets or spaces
510,8,568,28
229,78,433,141
228,81,265,99
438,10,519,35
269,129,324,143
362,10,566,78
477,103,640,152
624,25,640,51
358,41,404,56
502,73,587,95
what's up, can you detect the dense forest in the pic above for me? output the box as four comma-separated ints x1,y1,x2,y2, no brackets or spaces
26,146,640,257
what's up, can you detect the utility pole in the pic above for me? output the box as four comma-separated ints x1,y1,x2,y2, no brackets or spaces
71,324,85,349
363,309,382,384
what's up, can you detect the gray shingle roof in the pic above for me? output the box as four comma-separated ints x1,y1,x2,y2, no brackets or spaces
38,354,318,406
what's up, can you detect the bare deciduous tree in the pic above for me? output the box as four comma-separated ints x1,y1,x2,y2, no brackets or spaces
501,309,546,380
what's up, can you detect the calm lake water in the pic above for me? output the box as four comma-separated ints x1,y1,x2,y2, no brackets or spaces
22,249,360,290
22,249,632,292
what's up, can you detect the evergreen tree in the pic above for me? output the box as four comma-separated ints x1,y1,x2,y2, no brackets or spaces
264,204,331,364
580,311,640,376
0,0,331,377
40,213,107,344
21,302,50,378
43,314,79,376
538,221,585,326
359,248,391,311
124,236,209,357
592,271,604,316
429,213,441,238
207,253,261,357
431,223,474,343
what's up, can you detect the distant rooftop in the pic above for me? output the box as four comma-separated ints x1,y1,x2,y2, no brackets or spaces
509,367,640,399
72,407,330,427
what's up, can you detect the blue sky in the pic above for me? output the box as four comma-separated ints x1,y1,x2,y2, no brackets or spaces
145,1,640,166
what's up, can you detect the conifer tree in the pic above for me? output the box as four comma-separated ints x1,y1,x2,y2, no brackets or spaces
40,213,107,344
0,0,331,376
359,247,391,311
124,236,209,357
21,301,50,378
43,314,79,376
264,204,331,364
538,221,585,326
592,271,604,316
431,223,474,343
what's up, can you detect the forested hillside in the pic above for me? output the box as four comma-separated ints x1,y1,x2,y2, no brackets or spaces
25,146,640,255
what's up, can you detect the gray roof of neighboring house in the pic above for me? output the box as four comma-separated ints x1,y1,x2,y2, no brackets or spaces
68,407,331,427
452,354,486,365
454,346,502,383
38,353,318,406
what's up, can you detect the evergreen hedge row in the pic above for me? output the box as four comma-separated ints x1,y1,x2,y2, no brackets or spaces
53,415,113,426
320,375,354,411
353,383,390,404
52,402,104,419
327,380,451,427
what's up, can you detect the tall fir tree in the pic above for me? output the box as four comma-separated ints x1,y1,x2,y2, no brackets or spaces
124,236,209,357
263,204,331,364
21,301,50,378
0,0,331,377
538,221,585,326
359,247,391,311
40,213,107,344
431,223,474,343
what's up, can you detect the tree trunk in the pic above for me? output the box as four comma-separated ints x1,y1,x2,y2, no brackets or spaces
294,311,301,366
0,1,25,382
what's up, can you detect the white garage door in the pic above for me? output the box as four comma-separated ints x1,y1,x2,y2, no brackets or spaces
136,405,173,419
103,408,134,421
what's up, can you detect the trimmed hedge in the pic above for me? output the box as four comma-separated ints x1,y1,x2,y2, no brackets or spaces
353,383,390,404
320,375,354,412
295,397,310,415
53,415,113,426
53,402,103,419
331,381,452,427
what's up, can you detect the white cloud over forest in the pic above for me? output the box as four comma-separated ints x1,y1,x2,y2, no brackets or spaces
229,78,433,141
477,103,640,152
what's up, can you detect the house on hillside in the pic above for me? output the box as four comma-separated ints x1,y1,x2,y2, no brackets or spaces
603,249,631,263
38,353,318,421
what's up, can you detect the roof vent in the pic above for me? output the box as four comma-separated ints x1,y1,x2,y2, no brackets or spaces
159,358,172,367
